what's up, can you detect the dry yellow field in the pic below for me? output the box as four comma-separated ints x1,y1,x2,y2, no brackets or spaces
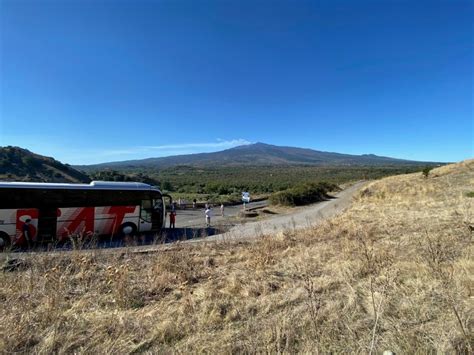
1,160,472,353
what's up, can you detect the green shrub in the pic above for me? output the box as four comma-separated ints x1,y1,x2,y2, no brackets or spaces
269,182,339,206
422,166,433,178
161,181,174,192
206,182,231,195
22,156,41,168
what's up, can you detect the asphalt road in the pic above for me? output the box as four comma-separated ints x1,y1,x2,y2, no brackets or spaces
172,200,268,229
203,181,366,242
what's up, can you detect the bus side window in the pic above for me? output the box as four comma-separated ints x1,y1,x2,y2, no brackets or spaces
140,200,153,222
153,199,163,211
141,200,152,209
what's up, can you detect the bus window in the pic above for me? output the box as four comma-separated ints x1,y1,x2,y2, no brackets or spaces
152,199,164,229
142,199,152,209
140,200,153,222
153,199,163,211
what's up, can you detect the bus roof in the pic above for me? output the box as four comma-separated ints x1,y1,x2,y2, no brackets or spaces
0,181,161,192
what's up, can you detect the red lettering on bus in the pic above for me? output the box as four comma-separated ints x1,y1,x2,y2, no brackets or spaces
60,207,94,238
105,206,136,235
16,209,38,243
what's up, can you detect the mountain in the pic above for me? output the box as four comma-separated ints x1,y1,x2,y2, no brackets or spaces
78,143,432,171
0,146,91,183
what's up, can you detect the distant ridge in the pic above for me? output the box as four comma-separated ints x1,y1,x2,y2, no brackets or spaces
0,146,91,183
77,142,433,171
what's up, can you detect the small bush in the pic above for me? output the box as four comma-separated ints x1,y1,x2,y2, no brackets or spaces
466,191,474,198
269,182,339,206
422,166,433,178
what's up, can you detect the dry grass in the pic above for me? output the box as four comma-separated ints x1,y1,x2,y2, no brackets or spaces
1,160,473,353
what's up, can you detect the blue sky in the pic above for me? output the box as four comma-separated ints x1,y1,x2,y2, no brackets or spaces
0,0,472,164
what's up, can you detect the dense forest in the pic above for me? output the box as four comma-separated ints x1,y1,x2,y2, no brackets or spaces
83,164,431,204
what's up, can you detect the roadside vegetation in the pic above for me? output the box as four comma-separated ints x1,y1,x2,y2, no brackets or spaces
422,165,434,178
269,182,339,206
1,159,471,353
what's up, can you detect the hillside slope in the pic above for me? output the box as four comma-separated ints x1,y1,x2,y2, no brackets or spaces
0,146,91,183
1,159,472,353
79,142,432,170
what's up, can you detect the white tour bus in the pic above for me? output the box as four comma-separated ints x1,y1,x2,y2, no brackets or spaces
0,181,170,249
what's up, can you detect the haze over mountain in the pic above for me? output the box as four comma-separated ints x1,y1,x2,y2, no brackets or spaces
78,143,433,171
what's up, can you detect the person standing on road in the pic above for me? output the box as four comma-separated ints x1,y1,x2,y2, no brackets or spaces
169,209,176,229
22,219,33,249
205,207,212,227
220,203,224,216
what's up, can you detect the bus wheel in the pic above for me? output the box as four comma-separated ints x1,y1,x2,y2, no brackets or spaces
0,232,11,251
119,222,138,246
119,222,137,238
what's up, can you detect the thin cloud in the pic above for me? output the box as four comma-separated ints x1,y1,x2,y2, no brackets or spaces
100,139,251,157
